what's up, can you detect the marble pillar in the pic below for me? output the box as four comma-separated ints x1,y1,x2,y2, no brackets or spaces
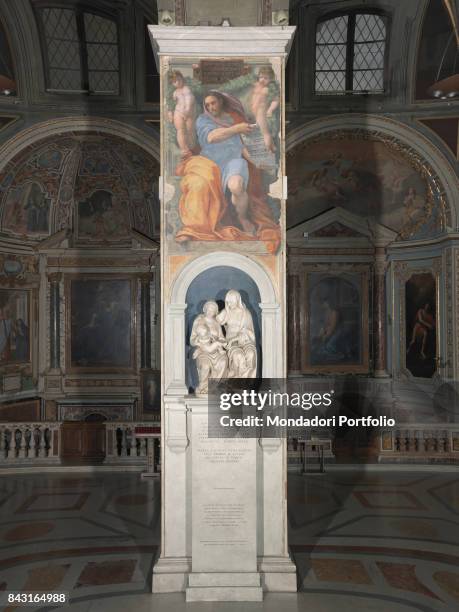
287,273,301,374
43,272,63,396
140,273,152,369
149,25,297,601
374,251,389,377
49,273,61,371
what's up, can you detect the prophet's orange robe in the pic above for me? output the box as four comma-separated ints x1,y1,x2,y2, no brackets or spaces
174,116,281,255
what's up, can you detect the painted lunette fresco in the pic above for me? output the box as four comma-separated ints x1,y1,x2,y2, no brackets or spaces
162,57,283,258
287,133,447,240
0,134,159,241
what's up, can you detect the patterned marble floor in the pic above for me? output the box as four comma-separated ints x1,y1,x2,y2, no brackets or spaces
0,470,457,611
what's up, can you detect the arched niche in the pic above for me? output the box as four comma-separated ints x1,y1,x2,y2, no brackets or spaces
185,266,262,391
165,252,281,395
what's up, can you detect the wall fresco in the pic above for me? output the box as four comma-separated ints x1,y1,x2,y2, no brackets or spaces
287,131,447,240
0,133,160,241
164,59,282,255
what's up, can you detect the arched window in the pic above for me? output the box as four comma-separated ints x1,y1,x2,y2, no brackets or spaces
315,11,387,95
35,5,120,95
0,19,17,96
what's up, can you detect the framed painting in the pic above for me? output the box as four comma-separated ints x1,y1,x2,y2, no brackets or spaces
403,272,437,378
301,268,370,373
66,276,136,372
141,369,161,415
0,288,31,366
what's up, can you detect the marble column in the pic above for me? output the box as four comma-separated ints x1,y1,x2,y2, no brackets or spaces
373,250,388,377
287,273,301,374
43,272,63,397
48,273,61,371
140,273,153,369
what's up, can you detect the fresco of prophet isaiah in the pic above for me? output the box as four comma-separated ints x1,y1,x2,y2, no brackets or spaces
165,61,281,254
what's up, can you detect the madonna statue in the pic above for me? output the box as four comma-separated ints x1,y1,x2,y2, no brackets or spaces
216,290,257,378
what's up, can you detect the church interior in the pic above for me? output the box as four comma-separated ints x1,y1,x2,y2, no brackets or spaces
0,0,458,609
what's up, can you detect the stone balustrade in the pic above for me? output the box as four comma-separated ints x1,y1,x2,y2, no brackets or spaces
105,422,160,470
0,422,60,463
2,420,456,468
379,424,459,463
0,421,160,470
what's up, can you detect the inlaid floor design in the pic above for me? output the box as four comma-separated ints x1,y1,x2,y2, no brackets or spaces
289,471,459,612
0,471,457,611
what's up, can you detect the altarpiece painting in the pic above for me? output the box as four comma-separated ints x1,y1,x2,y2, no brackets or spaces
66,277,135,371
302,270,369,373
404,272,437,378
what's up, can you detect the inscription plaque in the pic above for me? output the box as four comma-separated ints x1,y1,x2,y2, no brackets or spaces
191,403,257,573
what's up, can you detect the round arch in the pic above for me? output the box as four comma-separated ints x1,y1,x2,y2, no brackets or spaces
287,114,459,231
170,252,277,305
0,116,160,170
0,0,42,102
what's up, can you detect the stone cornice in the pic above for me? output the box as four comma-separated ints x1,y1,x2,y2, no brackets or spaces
148,26,296,62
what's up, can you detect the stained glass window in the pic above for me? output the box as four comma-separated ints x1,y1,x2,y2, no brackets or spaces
37,6,120,95
315,12,387,95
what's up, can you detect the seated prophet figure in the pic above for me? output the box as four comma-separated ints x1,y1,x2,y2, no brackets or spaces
175,90,281,254
216,290,257,378
190,301,228,395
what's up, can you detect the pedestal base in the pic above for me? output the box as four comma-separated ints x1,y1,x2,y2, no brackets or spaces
259,556,298,592
186,572,262,602
152,557,190,593
152,555,297,597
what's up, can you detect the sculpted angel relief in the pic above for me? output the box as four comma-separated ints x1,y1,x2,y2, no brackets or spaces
165,62,281,254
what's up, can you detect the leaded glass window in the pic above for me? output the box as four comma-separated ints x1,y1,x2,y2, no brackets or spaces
315,11,387,95
37,6,120,95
